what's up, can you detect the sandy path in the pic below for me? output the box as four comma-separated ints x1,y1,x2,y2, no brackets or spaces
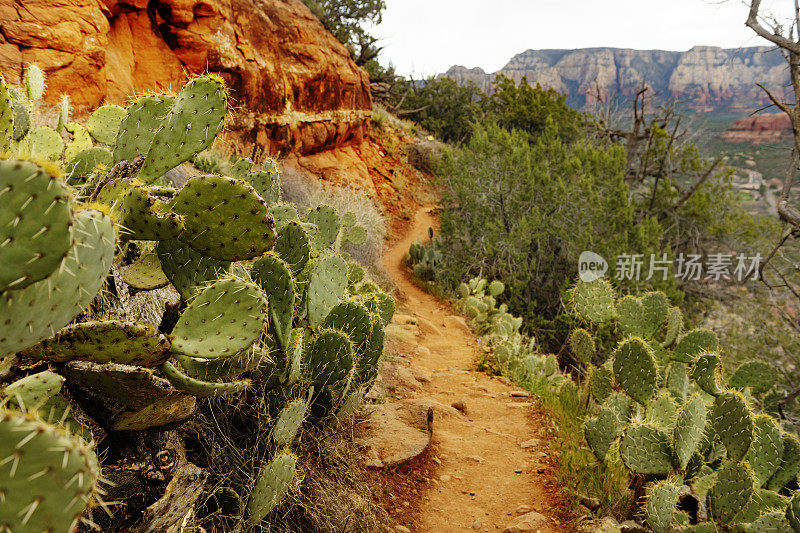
382,207,565,533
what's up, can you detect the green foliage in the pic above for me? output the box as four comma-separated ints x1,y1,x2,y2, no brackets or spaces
302,0,385,70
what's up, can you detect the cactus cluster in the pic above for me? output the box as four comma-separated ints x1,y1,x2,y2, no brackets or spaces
572,279,796,532
0,67,393,530
408,229,442,281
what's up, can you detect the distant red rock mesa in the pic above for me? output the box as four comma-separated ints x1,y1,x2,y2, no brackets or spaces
720,113,793,144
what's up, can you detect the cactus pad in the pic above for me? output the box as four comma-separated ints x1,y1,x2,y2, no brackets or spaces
619,423,674,475
787,491,800,531
245,452,296,525
305,205,340,251
161,361,250,398
692,352,724,397
746,414,784,487
344,225,367,246
304,329,354,387
0,209,115,356
322,301,372,354
251,253,296,351
708,460,756,525
353,313,385,387
272,398,307,445
246,170,281,205
0,76,11,154
64,360,174,409
729,361,779,395
569,328,595,364
584,407,619,461
711,391,754,461
22,320,172,367
269,203,300,229
767,433,800,491
120,252,170,290
307,254,349,327
171,278,267,359
571,279,616,324
114,94,176,163
612,337,659,404
3,371,64,410
641,291,669,338
589,363,614,403
64,146,113,182
673,394,707,469
274,221,311,276
64,122,93,161
672,329,718,363
28,126,64,161
99,179,184,242
663,306,684,346
171,175,275,261
156,239,230,300
645,479,681,533
0,410,100,533
646,391,678,430
139,77,227,183
0,159,72,292
617,295,649,338
111,392,196,430
666,362,689,402
86,104,126,146
24,65,45,101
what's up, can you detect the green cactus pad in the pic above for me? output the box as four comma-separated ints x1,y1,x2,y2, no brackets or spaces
156,239,230,300
617,295,649,338
729,361,779,395
0,209,115,356
22,320,172,367
619,423,674,475
98,179,184,242
0,410,100,533
284,329,304,385
55,94,70,133
160,361,250,398
666,362,689,402
348,262,365,285
307,253,349,327
746,414,784,488
229,158,252,180
64,146,113,182
274,221,311,276
139,77,227,183
605,392,634,427
358,290,395,326
269,203,300,229
245,452,296,525
64,122,94,161
708,461,756,525
589,363,615,403
171,278,267,359
171,175,275,261
120,252,170,290
711,391,754,461
3,371,64,410
663,306,684,346
252,253,296,351
0,159,72,292
767,432,800,491
0,76,12,154
746,512,792,532
612,337,659,404
645,479,681,533
787,491,800,531
673,394,707,469
641,291,669,338
692,352,724,397
584,407,619,461
646,391,678,430
353,313,385,388
111,392,196,430
86,104,126,146
335,385,366,421
672,329,718,363
28,126,64,161
64,360,174,409
304,329,354,387
571,279,616,324
172,347,262,382
114,94,176,163
344,225,368,246
569,328,595,365
305,205,340,251
272,398,307,445
246,170,281,205
322,301,372,354
24,65,45,101
736,488,788,523
10,92,30,141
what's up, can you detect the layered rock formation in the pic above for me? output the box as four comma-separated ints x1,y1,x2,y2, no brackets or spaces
720,113,792,144
0,0,373,164
445,46,790,112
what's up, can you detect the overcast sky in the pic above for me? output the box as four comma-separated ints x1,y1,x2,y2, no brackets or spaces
373,0,796,77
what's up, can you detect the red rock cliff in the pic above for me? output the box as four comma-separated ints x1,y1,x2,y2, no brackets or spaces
0,0,372,157
720,113,793,144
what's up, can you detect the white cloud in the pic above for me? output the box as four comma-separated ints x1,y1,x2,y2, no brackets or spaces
373,0,796,77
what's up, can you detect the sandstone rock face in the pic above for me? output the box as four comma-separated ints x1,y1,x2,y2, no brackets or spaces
720,112,792,144
0,0,371,157
445,46,790,111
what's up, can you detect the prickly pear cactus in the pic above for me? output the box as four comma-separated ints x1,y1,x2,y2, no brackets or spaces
711,391,753,462
645,478,681,533
612,337,659,404
571,279,616,324
245,452,297,525
619,423,674,475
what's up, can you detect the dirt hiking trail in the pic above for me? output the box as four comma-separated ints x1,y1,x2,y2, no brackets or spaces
379,206,565,532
